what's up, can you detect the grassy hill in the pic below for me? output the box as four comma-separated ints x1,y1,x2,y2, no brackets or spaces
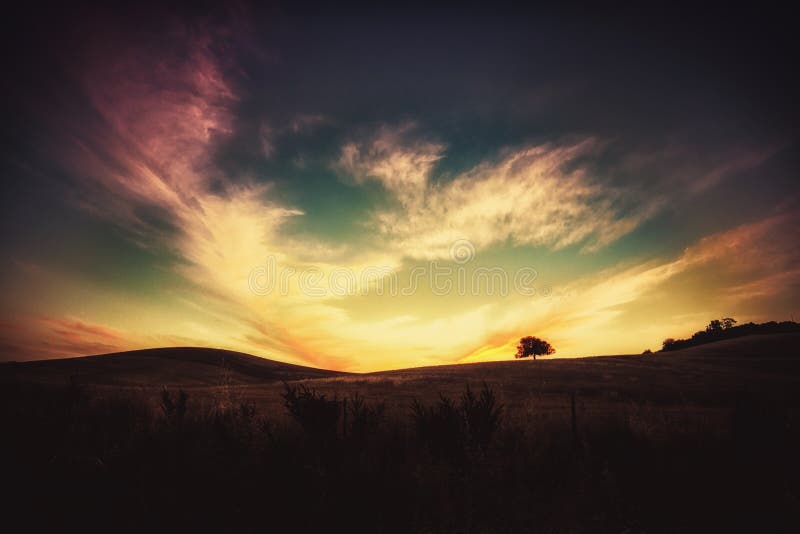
2,333,799,532
271,333,800,423
3,333,798,395
4,333,798,418
0,347,346,387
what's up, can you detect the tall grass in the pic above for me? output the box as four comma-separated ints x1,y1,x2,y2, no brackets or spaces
1,380,798,532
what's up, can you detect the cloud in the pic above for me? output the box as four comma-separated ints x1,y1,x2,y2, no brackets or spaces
338,123,445,201
19,18,330,363
457,210,800,363
690,147,780,194
3,17,793,373
178,190,795,366
51,29,412,370
39,317,126,343
48,21,241,249
338,127,662,258
0,316,132,360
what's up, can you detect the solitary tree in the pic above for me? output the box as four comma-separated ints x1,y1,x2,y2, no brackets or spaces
515,336,555,361
722,317,737,330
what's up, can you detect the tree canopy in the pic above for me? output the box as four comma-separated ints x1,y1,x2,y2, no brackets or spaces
661,319,799,352
515,336,555,360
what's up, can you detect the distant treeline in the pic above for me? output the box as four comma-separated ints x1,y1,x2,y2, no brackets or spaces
661,319,800,352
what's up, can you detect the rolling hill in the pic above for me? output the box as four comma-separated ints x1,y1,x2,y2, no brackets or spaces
2,334,798,408
0,347,346,387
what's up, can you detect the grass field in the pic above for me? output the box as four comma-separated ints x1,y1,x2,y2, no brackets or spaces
2,334,799,532
7,333,797,423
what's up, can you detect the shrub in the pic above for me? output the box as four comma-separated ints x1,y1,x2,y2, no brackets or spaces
347,393,384,445
160,387,188,425
461,383,503,452
282,383,339,440
411,393,463,459
412,383,503,459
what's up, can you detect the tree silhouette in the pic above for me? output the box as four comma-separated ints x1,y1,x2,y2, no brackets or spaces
659,318,800,352
515,336,555,360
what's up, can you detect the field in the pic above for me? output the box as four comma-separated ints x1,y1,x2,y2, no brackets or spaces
2,334,800,532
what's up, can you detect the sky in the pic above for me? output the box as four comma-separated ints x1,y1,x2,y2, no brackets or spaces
1,4,798,371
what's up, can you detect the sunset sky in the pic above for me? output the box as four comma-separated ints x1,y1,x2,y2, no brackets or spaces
1,4,798,371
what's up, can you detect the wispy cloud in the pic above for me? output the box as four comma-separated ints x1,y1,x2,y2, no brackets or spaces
338,126,660,259
62,25,236,233
458,210,800,363
0,316,131,359
1,16,793,373
338,122,445,199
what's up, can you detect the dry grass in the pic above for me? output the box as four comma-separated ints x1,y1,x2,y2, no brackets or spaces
2,334,799,531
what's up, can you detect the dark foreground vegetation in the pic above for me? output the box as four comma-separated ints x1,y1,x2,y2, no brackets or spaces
3,375,800,533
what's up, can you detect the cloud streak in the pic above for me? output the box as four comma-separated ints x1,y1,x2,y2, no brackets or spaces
1,12,795,372
339,126,661,259
458,210,800,363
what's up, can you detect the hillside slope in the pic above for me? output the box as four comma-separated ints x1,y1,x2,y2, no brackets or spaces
2,334,798,394
0,347,345,387
295,333,800,409
664,332,800,358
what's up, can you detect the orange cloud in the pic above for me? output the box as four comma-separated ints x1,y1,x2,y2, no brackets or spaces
0,316,133,360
